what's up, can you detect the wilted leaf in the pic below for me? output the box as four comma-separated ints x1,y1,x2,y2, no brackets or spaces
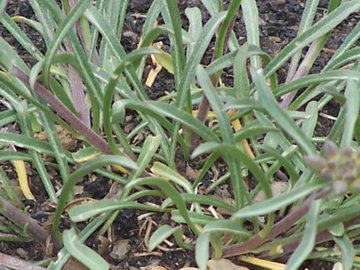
13,160,35,200
239,255,286,270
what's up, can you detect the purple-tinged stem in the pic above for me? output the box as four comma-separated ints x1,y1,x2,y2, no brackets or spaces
262,216,360,259
221,188,330,258
12,66,112,154
191,18,236,151
0,251,46,270
280,41,319,108
64,40,91,128
63,0,91,128
0,197,47,244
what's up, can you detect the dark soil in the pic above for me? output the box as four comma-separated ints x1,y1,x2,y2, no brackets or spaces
1,0,359,269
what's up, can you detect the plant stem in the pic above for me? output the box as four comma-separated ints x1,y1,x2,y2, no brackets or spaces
12,66,112,154
263,215,360,258
0,251,46,270
221,188,331,257
191,18,236,151
0,197,47,244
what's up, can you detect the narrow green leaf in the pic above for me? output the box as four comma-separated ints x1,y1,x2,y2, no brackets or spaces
48,215,108,270
40,113,70,184
234,126,279,142
286,199,322,270
151,161,193,193
84,6,149,99
214,0,241,61
341,72,360,147
334,235,355,270
263,0,360,78
72,147,100,163
201,0,220,15
233,46,250,97
125,177,198,233
196,232,210,270
301,101,318,138
286,0,319,79
0,109,17,127
234,182,326,218
163,0,185,81
14,102,58,203
171,210,216,225
63,228,109,270
43,0,92,86
0,132,53,155
129,135,162,180
69,200,162,222
329,222,344,237
11,15,44,35
168,10,226,162
193,152,219,188
29,0,59,45
136,0,162,77
196,66,234,144
325,48,360,71
148,225,189,251
258,145,298,187
251,68,316,155
327,17,360,68
0,38,29,72
204,219,250,237
149,225,177,251
103,47,159,154
153,49,174,74
0,150,31,162
162,193,236,213
0,0,7,15
52,156,138,240
108,0,128,37
0,168,22,207
192,142,272,204
0,13,43,61
241,0,260,68
113,99,219,142
185,7,202,57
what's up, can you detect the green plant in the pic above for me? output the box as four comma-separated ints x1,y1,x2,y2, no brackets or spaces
0,0,360,269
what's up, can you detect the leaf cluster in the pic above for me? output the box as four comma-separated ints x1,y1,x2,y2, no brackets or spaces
0,0,360,269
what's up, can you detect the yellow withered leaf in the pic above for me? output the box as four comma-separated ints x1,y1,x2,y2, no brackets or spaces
13,160,35,200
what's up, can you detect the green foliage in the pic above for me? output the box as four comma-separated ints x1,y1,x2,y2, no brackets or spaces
0,0,359,269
